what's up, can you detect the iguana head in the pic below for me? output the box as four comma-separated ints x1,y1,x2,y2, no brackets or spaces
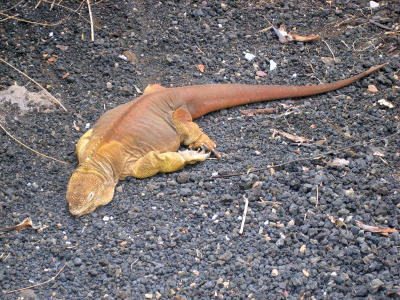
66,170,115,217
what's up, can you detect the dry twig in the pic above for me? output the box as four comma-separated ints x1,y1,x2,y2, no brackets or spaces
86,0,95,41
239,196,249,235
1,263,67,294
0,123,68,165
0,11,67,26
322,40,336,62
240,107,277,116
356,221,398,236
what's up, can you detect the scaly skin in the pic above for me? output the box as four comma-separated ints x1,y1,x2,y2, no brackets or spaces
66,64,386,216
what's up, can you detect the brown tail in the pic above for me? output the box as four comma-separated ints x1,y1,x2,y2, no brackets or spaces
181,64,387,119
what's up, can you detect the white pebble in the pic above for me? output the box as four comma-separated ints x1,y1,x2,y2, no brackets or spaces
244,53,256,61
369,1,379,8
269,60,277,71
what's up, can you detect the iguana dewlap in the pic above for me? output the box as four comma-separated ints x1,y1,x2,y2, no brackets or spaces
66,64,385,216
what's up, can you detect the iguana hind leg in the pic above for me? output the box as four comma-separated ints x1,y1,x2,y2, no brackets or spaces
173,108,221,158
131,150,210,179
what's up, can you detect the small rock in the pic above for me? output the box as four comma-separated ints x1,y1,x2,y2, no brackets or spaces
74,257,82,266
256,71,267,77
328,158,350,169
192,8,204,17
180,188,192,196
271,269,279,276
370,278,384,291
19,289,38,300
94,38,105,45
176,172,190,183
120,86,133,96
321,56,336,66
221,194,234,202
218,251,233,261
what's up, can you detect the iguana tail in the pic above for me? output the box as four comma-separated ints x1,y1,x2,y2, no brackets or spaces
181,64,386,119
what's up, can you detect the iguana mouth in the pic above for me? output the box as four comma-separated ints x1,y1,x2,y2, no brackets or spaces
69,203,96,217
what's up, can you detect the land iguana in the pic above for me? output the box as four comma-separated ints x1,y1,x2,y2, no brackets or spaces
66,64,386,216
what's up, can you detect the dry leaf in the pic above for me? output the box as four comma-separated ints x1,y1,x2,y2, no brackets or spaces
273,25,320,43
196,64,205,73
327,158,350,168
328,215,347,228
0,217,33,233
122,50,138,64
368,84,379,93
272,129,311,143
289,32,320,42
47,56,57,63
240,107,277,116
356,220,398,236
62,72,70,79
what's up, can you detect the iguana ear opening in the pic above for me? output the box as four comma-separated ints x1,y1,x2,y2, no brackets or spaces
66,171,115,217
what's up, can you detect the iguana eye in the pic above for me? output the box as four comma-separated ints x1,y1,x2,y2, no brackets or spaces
87,192,95,201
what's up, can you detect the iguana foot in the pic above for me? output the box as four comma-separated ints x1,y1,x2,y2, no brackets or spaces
188,134,221,159
173,108,221,159
131,150,210,179
179,149,210,164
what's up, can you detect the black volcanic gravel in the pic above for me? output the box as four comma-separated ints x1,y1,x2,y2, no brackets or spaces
0,0,399,299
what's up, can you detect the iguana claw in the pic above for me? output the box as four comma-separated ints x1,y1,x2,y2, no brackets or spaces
201,145,221,159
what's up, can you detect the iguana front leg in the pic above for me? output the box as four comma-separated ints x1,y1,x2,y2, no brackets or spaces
173,108,221,158
76,128,93,162
130,150,209,178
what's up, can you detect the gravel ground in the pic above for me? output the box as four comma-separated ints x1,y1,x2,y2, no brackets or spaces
1,0,399,299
